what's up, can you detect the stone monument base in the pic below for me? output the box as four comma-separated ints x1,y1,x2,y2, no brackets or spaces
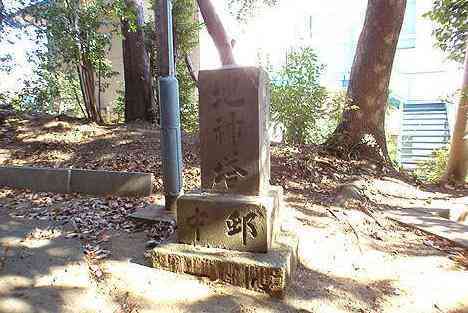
177,186,283,253
146,232,298,298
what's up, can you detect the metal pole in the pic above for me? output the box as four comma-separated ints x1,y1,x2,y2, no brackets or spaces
159,0,183,212
166,0,175,76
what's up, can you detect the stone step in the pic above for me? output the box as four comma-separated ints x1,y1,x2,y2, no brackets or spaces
404,103,445,109
404,112,447,116
401,142,449,145
402,134,449,137
401,147,444,151
402,128,449,132
403,108,446,112
400,154,432,158
402,123,448,127
403,117,448,121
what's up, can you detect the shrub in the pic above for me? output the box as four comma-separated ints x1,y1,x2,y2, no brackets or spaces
270,47,345,144
414,147,449,182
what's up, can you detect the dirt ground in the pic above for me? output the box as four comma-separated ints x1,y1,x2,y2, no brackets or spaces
1,112,468,313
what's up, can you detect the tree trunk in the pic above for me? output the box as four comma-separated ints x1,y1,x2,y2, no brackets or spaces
326,0,406,162
0,0,4,26
441,46,468,185
197,0,235,66
122,0,154,123
69,0,103,124
79,56,103,124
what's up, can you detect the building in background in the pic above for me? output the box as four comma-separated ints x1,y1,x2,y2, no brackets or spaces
199,0,462,167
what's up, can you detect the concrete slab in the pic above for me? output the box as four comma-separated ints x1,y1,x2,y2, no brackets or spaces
385,208,468,249
177,191,281,253
128,205,176,224
0,166,153,197
70,169,153,197
146,232,298,298
0,166,70,193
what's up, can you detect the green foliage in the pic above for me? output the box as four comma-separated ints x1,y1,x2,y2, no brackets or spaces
2,0,128,119
177,63,198,133
270,47,345,144
0,68,84,116
424,0,467,63
174,0,200,133
113,88,125,123
29,0,121,71
173,0,201,56
385,105,400,166
174,0,200,131
146,0,200,131
386,134,399,166
0,54,14,73
227,0,278,22
414,147,449,182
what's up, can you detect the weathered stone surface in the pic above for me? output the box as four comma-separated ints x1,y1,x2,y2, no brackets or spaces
177,191,281,253
268,185,284,237
0,166,70,193
70,169,153,197
199,66,270,195
147,232,298,298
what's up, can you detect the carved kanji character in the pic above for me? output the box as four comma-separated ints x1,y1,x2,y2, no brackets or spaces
225,210,258,245
186,207,208,242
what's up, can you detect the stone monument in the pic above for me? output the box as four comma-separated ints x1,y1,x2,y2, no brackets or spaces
147,66,297,298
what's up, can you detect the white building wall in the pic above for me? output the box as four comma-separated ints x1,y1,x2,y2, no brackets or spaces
391,0,462,103
99,33,125,119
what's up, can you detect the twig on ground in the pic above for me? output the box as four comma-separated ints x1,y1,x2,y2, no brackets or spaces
326,207,363,254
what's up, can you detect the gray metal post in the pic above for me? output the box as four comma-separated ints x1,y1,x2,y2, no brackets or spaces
159,0,183,212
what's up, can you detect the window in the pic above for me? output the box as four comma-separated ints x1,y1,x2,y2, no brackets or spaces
398,0,417,49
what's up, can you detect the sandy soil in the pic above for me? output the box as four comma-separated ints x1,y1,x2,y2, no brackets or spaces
1,112,467,313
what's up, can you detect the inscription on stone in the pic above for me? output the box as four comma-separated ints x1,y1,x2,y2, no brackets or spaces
186,207,208,242
151,66,293,297
213,112,244,145
212,151,248,190
177,194,274,253
199,67,270,195
226,210,258,246
210,77,246,108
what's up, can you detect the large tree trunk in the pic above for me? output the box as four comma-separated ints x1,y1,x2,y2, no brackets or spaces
326,0,406,162
197,0,235,66
122,0,154,123
441,46,468,185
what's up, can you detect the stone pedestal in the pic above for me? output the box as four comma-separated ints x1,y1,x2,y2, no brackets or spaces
147,232,298,298
177,187,282,253
148,67,296,297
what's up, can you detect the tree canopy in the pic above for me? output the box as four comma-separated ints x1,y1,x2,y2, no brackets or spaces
226,0,278,22
424,0,468,63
